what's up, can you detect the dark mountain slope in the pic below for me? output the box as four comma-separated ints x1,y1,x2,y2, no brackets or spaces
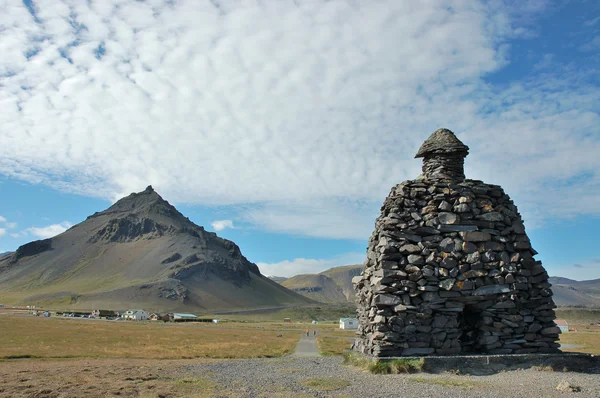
0,186,311,311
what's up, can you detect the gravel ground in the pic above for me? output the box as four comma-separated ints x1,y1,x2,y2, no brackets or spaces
186,356,600,398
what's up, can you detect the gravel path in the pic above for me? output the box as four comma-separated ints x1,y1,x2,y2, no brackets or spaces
185,356,600,398
294,333,319,357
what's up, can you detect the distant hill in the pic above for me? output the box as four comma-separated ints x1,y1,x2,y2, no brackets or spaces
281,274,348,303
0,252,11,258
548,277,600,307
268,276,288,283
0,186,312,312
319,264,363,301
281,264,363,304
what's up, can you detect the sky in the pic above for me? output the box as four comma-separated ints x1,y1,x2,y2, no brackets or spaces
0,0,599,279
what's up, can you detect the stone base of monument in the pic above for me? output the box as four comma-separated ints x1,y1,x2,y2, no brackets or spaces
344,350,599,375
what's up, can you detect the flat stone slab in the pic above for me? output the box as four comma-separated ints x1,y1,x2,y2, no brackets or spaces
349,351,599,375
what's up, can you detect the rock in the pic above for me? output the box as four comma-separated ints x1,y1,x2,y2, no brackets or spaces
373,294,402,307
438,201,452,211
556,381,581,393
407,255,424,265
479,212,504,222
401,347,435,356
472,284,512,296
462,241,478,253
437,212,459,225
460,231,491,242
399,244,421,254
439,237,456,252
440,257,457,269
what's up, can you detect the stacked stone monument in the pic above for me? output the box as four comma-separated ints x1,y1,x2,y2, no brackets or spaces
352,128,560,357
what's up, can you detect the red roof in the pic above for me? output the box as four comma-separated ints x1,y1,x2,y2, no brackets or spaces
555,320,568,326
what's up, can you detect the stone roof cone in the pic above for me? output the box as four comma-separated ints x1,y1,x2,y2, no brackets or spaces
415,128,469,181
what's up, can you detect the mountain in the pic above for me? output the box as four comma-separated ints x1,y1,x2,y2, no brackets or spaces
0,252,12,258
548,277,600,307
0,186,311,312
281,265,363,304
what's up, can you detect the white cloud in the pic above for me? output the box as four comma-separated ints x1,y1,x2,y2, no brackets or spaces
0,228,5,237
0,1,598,239
0,216,17,229
257,252,365,278
9,233,23,238
210,219,235,231
26,222,73,239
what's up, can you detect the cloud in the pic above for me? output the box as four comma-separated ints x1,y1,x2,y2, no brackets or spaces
0,216,17,229
0,1,598,239
210,219,235,231
257,252,365,278
572,264,584,268
26,222,73,239
0,228,5,237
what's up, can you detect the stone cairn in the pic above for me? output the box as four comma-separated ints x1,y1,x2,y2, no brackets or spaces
352,128,560,357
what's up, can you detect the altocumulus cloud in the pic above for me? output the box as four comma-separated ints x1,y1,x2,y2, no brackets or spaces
0,1,598,240
210,220,235,231
26,222,73,239
257,252,365,278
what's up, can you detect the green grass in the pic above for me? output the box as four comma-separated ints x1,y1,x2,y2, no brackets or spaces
301,378,350,391
409,377,479,389
343,352,425,374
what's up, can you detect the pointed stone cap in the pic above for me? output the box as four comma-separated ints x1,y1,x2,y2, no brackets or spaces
414,128,469,158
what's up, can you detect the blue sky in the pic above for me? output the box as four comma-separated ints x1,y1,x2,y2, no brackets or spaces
0,0,599,279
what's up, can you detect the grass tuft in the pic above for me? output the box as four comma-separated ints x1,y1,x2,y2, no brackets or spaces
343,351,424,374
368,358,425,374
302,378,350,391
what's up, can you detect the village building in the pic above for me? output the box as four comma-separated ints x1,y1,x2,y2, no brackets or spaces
123,309,149,321
150,312,170,321
555,319,569,333
172,313,198,322
340,317,358,329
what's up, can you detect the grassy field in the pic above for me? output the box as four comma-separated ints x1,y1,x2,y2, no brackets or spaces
316,336,352,356
559,331,600,354
0,315,300,359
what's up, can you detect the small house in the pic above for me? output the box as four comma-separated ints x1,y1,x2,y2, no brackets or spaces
91,309,115,318
555,319,569,333
150,313,170,322
283,318,291,323
123,309,149,321
339,317,358,329
212,319,219,324
172,313,198,322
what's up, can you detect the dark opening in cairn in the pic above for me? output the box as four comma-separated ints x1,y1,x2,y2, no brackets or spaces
352,128,560,357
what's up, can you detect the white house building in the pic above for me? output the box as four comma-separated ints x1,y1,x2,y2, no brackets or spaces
123,309,149,321
339,318,358,329
555,319,569,333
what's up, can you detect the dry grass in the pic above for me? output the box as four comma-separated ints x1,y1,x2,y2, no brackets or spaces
0,315,300,359
0,358,215,398
301,378,350,391
409,376,479,389
316,336,352,356
559,330,600,354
